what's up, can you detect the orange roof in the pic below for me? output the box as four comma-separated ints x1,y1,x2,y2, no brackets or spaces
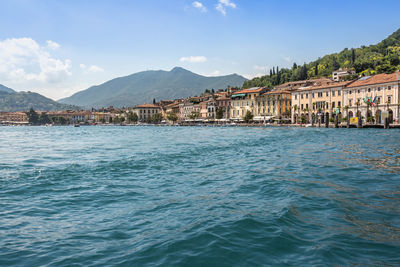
346,72,400,88
262,89,291,95
133,103,160,108
234,87,265,94
296,81,350,92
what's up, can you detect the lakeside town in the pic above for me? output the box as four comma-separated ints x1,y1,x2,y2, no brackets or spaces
1,69,400,128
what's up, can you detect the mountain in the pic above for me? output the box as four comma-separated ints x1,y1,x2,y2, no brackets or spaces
59,67,247,108
0,84,15,93
0,90,80,112
243,28,400,89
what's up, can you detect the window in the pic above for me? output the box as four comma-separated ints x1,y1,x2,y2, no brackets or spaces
306,104,308,109
388,96,392,104
312,93,315,98
306,93,308,99
349,90,352,95
295,94,297,100
338,101,341,107
357,89,360,93
349,99,352,106
326,91,329,97
388,86,392,90
326,102,329,109
368,88,371,93
301,94,304,99
378,87,381,92
338,90,341,96
332,102,335,108
301,104,304,110
332,91,335,96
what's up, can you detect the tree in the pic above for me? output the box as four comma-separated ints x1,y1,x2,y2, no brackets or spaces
243,110,253,123
332,57,340,70
351,48,356,65
39,112,51,125
109,117,113,123
127,112,138,123
216,107,223,119
270,69,273,77
26,108,39,125
167,112,178,124
314,63,319,76
153,98,156,104
189,111,200,120
152,113,163,124
292,62,298,70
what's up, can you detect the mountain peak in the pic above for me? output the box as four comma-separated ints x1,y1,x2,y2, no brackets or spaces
0,84,15,93
170,67,189,73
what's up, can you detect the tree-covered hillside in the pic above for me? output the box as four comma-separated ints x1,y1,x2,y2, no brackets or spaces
243,28,400,89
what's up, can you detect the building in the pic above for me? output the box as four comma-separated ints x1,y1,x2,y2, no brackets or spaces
291,81,349,123
0,112,29,125
215,93,230,120
343,72,400,124
255,89,291,122
131,103,162,122
230,87,267,120
332,68,356,81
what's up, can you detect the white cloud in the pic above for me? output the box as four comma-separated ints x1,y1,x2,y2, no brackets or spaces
283,56,291,63
192,1,207,12
88,65,104,73
46,40,60,50
253,65,269,71
80,63,104,73
216,0,236,16
0,37,71,84
179,56,207,63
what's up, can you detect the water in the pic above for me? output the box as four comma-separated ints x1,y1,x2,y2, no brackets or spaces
0,126,399,266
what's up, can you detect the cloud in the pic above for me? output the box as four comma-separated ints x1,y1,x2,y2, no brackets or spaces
192,1,207,12
179,56,207,63
253,65,269,71
80,63,104,73
216,0,236,16
0,37,71,84
46,40,60,50
283,56,291,63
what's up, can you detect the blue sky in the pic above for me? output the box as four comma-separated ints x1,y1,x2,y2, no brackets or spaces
0,0,399,100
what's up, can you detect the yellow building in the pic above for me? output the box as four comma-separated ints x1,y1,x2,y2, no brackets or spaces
230,87,267,120
291,81,349,123
255,90,291,122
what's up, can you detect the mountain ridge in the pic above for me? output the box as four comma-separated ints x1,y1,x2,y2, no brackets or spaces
59,67,247,108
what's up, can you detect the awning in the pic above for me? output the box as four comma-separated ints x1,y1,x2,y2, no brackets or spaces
253,116,275,121
231,93,246,98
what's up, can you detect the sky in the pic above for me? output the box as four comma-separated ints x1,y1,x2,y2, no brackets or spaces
0,0,399,100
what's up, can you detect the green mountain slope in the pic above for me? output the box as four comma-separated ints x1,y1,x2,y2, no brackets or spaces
244,28,400,88
0,84,15,93
0,90,80,112
59,67,247,108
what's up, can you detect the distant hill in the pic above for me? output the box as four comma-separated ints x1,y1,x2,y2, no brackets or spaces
243,28,400,88
0,84,15,93
59,67,247,108
0,90,80,112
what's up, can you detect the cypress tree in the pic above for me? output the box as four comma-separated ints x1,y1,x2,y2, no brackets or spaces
315,63,318,76
270,69,273,77
273,67,276,76
351,48,356,64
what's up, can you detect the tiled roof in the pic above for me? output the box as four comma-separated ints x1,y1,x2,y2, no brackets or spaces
262,89,291,95
233,87,265,94
133,103,160,108
296,81,350,91
346,72,400,88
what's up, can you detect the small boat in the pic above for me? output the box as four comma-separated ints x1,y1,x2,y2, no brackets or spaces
74,124,80,127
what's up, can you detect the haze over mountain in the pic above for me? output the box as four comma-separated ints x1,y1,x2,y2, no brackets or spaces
59,67,247,108
0,84,15,93
0,85,79,112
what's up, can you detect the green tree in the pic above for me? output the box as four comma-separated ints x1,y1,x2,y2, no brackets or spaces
39,112,51,125
167,112,178,123
189,111,200,120
216,107,224,119
109,116,113,123
314,63,318,76
152,113,163,124
127,112,138,123
243,110,253,123
26,108,39,125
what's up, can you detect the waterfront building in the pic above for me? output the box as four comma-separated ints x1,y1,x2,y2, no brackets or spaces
343,71,400,124
131,103,162,122
0,112,29,125
230,87,267,120
291,81,349,123
215,92,230,120
255,89,291,122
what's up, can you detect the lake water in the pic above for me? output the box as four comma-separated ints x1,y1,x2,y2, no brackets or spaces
0,126,399,266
